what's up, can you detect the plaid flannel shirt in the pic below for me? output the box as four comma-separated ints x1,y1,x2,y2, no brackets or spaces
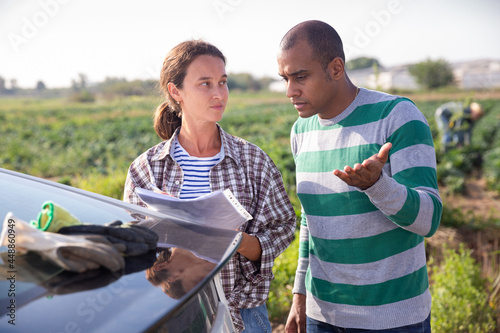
123,125,296,332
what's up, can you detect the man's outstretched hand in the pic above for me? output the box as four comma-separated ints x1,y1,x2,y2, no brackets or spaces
333,142,392,190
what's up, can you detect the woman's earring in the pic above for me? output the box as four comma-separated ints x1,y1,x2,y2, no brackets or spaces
176,101,182,117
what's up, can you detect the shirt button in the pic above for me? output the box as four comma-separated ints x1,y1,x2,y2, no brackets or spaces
175,180,180,185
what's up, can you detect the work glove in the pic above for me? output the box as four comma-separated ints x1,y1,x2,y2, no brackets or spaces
1,213,125,273
30,201,82,232
58,220,158,256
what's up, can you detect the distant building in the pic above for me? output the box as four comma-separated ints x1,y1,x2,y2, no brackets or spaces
269,80,286,92
453,59,500,89
347,59,500,90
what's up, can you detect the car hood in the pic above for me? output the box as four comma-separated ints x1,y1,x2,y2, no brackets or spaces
0,168,241,332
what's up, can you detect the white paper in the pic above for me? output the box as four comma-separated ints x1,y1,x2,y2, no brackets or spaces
135,188,252,230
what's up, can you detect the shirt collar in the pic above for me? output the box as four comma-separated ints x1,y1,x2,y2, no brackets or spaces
151,124,241,166
218,124,241,167
151,127,180,162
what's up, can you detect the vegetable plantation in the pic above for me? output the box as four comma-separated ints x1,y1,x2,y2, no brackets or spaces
1,91,500,331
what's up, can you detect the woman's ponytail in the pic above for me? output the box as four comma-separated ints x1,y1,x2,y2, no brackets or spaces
153,101,181,141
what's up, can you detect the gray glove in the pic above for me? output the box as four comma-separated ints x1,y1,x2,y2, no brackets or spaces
1,213,125,273
57,221,158,256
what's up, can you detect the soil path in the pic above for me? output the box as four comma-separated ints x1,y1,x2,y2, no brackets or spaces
444,176,500,221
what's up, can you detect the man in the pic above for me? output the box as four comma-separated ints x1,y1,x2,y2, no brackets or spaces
277,20,442,332
435,101,484,150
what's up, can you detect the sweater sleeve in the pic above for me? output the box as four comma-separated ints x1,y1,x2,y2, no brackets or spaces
290,123,310,295
361,100,442,237
292,209,309,295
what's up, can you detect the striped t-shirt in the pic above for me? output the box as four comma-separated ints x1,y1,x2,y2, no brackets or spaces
173,138,222,199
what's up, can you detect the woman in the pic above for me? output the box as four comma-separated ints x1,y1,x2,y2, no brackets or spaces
124,40,296,333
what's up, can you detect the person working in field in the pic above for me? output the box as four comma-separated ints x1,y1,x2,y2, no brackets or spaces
435,101,484,150
123,40,296,333
277,20,442,332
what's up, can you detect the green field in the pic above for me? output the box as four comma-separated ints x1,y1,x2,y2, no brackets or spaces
2,91,500,330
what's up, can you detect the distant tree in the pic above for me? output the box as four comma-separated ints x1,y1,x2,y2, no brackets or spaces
10,79,18,92
97,77,151,96
71,73,89,91
0,76,6,93
71,79,79,91
258,76,275,90
228,73,261,91
346,57,381,71
103,77,127,84
36,80,46,92
69,73,95,102
78,73,88,89
409,58,455,89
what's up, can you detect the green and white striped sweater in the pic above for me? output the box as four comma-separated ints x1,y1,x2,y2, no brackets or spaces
291,88,442,329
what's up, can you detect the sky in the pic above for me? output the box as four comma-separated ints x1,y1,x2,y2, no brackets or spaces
1,0,499,88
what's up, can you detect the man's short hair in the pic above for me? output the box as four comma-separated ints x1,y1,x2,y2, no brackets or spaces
280,20,345,71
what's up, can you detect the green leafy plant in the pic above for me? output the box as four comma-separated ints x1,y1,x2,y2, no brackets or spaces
72,168,128,199
483,147,500,195
436,146,484,195
268,230,299,323
430,244,496,332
